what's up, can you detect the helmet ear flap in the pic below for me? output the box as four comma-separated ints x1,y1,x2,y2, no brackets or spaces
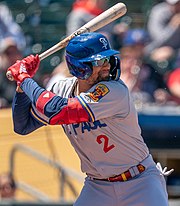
65,55,93,80
109,56,121,81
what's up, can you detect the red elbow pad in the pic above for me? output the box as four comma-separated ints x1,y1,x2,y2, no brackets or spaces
49,98,89,125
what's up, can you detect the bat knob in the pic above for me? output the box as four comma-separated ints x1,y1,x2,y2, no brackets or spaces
6,71,14,81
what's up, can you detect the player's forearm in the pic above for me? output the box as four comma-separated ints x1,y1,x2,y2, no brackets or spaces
12,92,44,135
20,78,67,118
20,78,45,104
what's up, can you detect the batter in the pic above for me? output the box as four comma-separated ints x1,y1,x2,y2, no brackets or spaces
8,32,170,206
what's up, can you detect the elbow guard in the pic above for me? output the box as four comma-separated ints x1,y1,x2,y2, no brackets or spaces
49,98,89,125
36,91,89,125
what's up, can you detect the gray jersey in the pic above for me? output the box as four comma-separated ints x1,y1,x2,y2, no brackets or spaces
36,77,149,178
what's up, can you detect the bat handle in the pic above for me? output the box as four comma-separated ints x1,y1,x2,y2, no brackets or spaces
6,70,23,92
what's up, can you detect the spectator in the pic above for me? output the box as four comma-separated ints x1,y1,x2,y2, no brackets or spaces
0,37,23,69
144,0,180,75
120,28,169,106
0,173,16,200
122,28,149,58
145,0,180,56
166,68,180,104
0,3,25,108
0,3,26,51
66,0,114,44
0,37,23,108
112,21,131,50
142,0,180,105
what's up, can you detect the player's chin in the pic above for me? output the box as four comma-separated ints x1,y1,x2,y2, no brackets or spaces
100,72,110,81
98,75,110,82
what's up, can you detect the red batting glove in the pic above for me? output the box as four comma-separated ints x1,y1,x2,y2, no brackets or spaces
22,54,40,78
7,54,40,83
7,61,30,83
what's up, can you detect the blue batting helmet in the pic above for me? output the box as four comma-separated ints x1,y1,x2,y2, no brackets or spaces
65,32,120,80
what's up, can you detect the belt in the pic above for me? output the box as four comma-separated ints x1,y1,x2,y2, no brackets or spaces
92,164,145,182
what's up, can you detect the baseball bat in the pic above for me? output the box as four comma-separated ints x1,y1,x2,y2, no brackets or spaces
6,2,127,81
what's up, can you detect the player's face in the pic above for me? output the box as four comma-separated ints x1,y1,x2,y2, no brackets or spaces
86,58,111,85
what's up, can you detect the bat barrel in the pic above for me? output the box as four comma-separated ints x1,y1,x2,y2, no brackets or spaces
78,3,127,33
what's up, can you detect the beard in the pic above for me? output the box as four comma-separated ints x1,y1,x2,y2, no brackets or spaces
96,74,110,82
86,69,110,85
96,70,110,82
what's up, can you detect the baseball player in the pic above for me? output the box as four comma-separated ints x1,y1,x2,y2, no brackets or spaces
8,32,172,206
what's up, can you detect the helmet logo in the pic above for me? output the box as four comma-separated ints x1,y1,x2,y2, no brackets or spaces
99,38,108,49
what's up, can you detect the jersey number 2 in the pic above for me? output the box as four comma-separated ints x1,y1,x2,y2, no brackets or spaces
96,135,115,153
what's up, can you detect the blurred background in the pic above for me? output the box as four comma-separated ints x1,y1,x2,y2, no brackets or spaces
0,0,180,205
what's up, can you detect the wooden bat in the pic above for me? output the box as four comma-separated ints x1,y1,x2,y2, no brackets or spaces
6,2,127,81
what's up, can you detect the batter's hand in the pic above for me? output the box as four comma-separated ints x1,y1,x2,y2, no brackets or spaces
21,54,40,78
156,162,174,176
7,54,40,83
